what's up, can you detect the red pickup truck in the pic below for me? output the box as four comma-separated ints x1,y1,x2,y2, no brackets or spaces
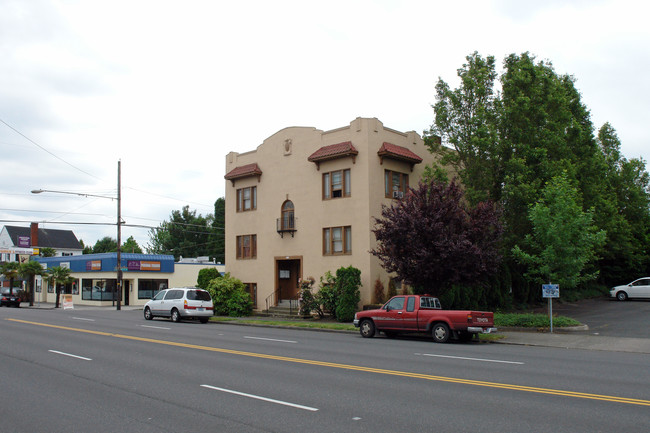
353,295,496,343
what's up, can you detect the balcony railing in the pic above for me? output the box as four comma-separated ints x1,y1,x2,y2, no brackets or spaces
276,216,297,238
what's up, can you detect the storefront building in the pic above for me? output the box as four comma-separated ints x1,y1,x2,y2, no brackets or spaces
34,253,223,307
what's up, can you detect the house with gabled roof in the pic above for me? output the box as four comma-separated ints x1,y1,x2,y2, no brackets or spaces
224,117,440,311
0,223,83,262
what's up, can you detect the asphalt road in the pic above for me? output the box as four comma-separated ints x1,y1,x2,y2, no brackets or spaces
1,306,649,433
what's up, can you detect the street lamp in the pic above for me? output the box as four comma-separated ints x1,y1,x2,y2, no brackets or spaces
31,160,123,310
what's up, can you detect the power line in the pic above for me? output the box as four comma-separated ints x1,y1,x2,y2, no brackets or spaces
1,117,219,209
0,117,105,181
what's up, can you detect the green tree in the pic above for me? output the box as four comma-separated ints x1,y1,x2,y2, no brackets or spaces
512,173,606,292
1,262,20,290
40,247,56,257
93,236,118,253
80,239,93,254
428,51,650,304
428,51,503,205
19,260,44,306
121,236,143,253
146,205,219,260
45,266,72,308
211,197,226,264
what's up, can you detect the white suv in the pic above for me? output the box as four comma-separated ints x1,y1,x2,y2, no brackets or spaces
144,287,213,323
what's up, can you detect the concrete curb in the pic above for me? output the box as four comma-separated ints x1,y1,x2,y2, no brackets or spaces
498,324,589,333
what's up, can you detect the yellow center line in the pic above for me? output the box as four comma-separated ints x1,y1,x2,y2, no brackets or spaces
9,318,650,407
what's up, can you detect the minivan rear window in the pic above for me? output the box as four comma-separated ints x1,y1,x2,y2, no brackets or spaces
187,290,211,301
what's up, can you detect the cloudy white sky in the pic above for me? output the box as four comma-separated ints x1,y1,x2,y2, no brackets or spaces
1,0,648,251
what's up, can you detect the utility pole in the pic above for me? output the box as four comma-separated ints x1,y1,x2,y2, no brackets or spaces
116,160,122,310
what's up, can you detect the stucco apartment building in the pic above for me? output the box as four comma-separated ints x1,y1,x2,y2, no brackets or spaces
224,117,438,310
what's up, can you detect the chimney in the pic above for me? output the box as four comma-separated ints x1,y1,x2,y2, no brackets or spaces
30,222,39,247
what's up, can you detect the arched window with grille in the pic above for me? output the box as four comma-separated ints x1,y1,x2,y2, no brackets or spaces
277,200,297,237
281,200,295,230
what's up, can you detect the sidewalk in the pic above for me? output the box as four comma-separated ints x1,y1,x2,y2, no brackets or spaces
494,331,650,354
22,302,650,353
24,302,142,311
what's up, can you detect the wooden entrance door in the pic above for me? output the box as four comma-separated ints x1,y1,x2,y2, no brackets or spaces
276,258,301,301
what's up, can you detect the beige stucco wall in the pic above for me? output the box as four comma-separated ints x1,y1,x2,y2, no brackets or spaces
225,117,437,309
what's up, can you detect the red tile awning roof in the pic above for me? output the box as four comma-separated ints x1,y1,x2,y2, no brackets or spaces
224,163,262,184
377,142,422,170
308,141,358,169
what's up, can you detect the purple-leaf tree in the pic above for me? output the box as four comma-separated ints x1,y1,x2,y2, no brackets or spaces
371,179,503,297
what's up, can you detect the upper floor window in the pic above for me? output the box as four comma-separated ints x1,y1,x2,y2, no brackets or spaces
237,186,257,212
385,170,408,198
323,226,351,255
323,169,351,199
236,234,257,259
281,200,295,230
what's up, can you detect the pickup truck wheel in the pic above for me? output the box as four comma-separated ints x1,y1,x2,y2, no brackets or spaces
432,323,450,343
359,319,375,338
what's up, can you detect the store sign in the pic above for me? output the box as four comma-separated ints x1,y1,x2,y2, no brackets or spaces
127,260,161,271
86,261,102,271
18,236,31,247
0,247,34,255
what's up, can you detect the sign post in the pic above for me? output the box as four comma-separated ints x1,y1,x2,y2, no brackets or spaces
542,284,560,333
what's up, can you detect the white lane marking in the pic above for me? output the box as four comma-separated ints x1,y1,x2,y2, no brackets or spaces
244,336,297,344
415,353,524,365
140,325,171,330
71,317,95,322
48,350,92,361
201,385,318,411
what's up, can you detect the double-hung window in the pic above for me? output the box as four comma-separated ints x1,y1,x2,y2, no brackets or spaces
237,186,257,212
384,170,408,198
323,169,351,199
236,234,257,259
323,226,351,255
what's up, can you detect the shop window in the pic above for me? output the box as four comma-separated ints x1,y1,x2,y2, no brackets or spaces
138,279,169,299
81,279,118,301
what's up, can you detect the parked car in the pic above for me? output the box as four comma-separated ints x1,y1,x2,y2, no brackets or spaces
143,287,213,323
0,287,23,307
610,278,650,301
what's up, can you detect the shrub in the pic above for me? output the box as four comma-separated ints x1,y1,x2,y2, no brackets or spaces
373,278,385,304
206,273,252,317
387,278,397,299
197,267,221,289
335,266,361,322
298,277,319,317
317,271,338,318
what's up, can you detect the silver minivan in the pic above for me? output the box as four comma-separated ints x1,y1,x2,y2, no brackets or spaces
144,287,213,323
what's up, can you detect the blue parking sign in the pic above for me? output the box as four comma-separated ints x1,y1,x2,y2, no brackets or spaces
542,284,560,298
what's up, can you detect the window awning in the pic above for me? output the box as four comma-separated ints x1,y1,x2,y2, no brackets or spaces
308,141,358,170
224,163,263,185
377,142,423,171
